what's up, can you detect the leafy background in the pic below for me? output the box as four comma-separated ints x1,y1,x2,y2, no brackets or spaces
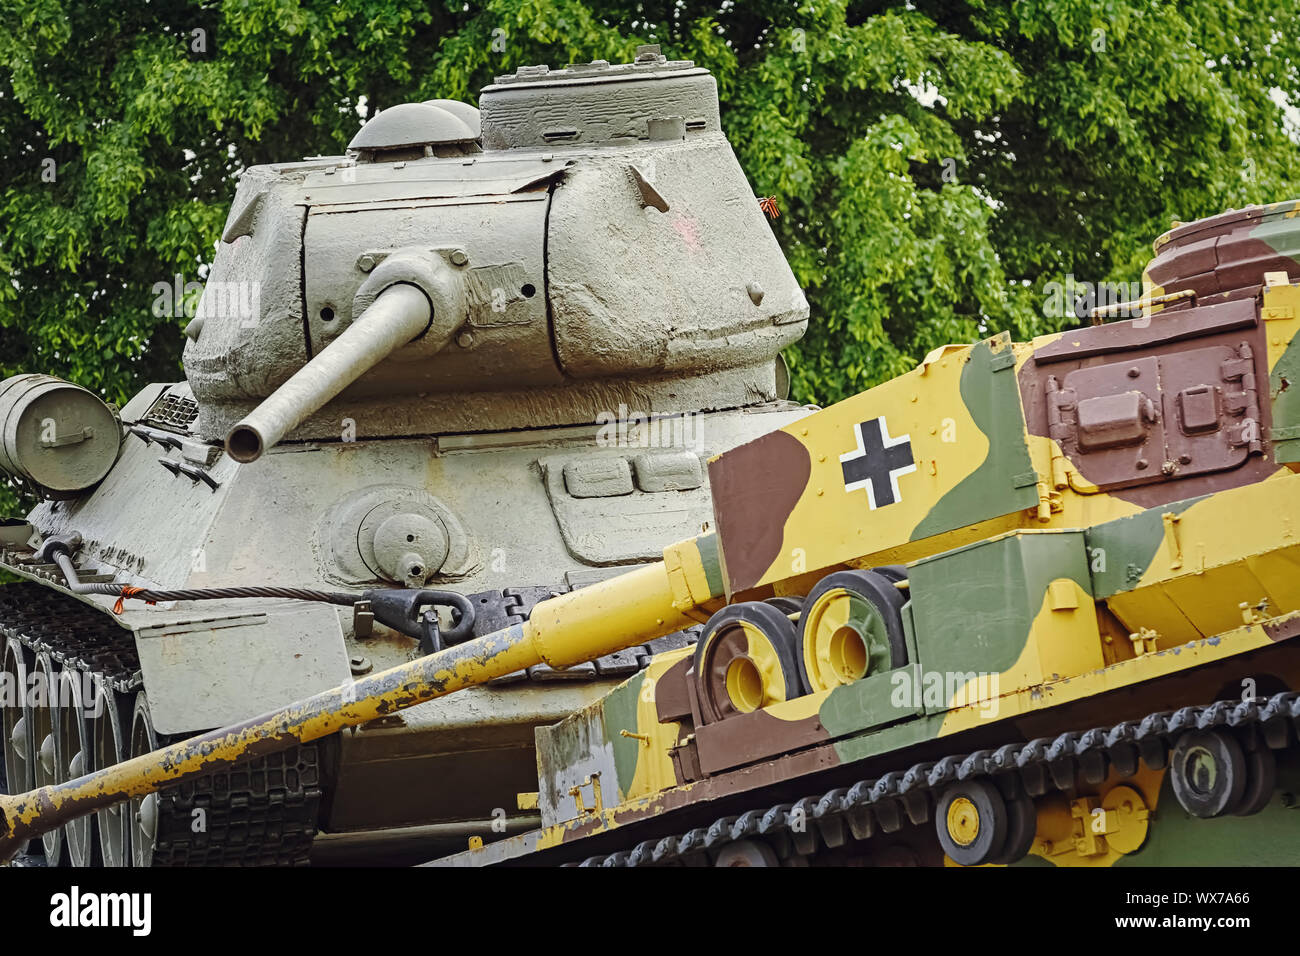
2,0,1299,516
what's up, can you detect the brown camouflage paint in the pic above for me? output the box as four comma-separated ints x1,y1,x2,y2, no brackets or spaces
1019,299,1278,507
709,428,811,594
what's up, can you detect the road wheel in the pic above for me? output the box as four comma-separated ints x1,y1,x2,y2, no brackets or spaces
764,596,804,617
989,789,1037,865
936,779,1008,866
694,602,802,723
1,637,39,857
129,692,161,867
91,679,131,866
1230,745,1277,817
714,839,780,867
32,652,69,865
870,564,909,585
1169,729,1247,818
56,668,99,867
798,569,908,694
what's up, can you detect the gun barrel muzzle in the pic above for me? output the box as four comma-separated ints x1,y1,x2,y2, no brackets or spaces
225,282,431,462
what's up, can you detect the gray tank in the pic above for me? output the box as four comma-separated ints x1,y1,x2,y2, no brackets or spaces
0,46,809,866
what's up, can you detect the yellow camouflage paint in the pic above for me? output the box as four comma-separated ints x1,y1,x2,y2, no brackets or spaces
1262,281,1300,375
719,622,790,712
938,575,1104,732
734,337,1018,592
1106,469,1300,646
623,647,691,802
934,611,1288,743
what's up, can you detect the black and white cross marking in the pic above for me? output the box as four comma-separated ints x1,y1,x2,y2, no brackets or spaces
839,417,917,510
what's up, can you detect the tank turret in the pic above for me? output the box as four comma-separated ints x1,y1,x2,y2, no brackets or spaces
186,43,806,451
0,48,813,867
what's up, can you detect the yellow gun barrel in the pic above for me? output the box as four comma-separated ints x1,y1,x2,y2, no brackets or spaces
0,539,724,862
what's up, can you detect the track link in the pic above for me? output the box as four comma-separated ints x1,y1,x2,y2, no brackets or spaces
572,691,1300,866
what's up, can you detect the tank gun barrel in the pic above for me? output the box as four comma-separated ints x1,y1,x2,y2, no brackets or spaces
225,282,431,463
0,541,724,862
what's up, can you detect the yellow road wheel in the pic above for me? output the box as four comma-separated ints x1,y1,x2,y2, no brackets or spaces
946,797,980,846
798,570,908,693
936,780,1009,866
694,602,802,723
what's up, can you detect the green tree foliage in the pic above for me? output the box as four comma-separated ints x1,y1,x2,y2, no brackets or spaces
1,1,1298,514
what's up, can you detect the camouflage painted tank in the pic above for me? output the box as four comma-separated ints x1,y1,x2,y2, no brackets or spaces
419,199,1300,867
0,46,809,866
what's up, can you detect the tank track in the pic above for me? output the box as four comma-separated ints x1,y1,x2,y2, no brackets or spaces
570,690,1300,866
0,582,322,866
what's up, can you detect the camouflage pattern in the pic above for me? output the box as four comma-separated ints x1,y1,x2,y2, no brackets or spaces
435,207,1300,867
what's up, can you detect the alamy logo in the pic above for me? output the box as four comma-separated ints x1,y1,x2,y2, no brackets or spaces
49,887,151,936
594,404,703,451
151,274,260,323
890,668,1000,718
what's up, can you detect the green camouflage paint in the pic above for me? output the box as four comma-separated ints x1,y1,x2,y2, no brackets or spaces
819,663,925,742
1114,751,1300,865
602,673,646,797
911,334,1038,542
907,530,1092,683
696,533,725,598
1269,337,1300,464
1085,495,1208,599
